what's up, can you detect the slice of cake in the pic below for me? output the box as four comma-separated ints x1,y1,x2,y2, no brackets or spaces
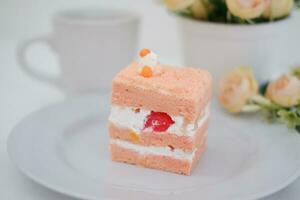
108,49,212,175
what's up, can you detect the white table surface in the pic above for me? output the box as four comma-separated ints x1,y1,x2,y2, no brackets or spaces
1,32,300,200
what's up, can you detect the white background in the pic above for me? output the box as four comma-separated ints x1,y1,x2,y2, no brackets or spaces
1,0,300,199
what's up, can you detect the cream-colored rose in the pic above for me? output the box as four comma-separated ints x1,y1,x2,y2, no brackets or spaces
266,75,300,107
263,0,294,19
164,0,195,11
226,0,269,19
218,67,258,113
191,0,209,19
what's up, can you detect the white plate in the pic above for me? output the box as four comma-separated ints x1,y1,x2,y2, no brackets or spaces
7,94,300,200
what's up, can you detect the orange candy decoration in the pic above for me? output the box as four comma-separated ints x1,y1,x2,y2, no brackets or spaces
139,48,151,57
139,66,153,78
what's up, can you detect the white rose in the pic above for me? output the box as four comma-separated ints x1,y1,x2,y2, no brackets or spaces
191,0,209,19
226,0,269,19
263,0,294,19
218,67,258,113
164,0,195,11
266,75,300,107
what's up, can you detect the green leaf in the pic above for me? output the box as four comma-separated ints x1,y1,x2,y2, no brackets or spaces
243,95,280,122
259,82,269,95
250,95,276,108
291,65,300,77
295,0,300,8
207,0,228,23
241,105,261,112
277,109,300,129
243,94,300,133
260,106,280,122
296,125,300,134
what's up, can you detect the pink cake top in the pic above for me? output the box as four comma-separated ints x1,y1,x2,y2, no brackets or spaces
113,61,212,100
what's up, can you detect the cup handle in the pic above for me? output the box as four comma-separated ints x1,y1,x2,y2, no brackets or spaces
16,36,64,90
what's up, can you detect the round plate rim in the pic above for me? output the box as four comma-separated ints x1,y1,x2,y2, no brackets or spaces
7,94,300,200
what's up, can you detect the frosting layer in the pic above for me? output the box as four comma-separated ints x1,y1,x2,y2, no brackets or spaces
108,104,209,137
110,139,199,161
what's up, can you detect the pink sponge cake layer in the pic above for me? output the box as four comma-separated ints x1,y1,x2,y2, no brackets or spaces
110,140,205,175
111,62,212,123
108,120,208,152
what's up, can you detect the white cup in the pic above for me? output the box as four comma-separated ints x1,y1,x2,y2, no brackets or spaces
17,9,140,93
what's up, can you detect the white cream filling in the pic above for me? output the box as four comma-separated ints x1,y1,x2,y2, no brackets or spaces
139,51,159,67
108,104,209,137
110,139,197,161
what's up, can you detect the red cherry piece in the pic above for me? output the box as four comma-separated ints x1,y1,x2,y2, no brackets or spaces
144,111,175,132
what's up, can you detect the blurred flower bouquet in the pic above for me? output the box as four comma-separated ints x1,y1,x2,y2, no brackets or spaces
163,0,297,24
218,66,300,133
